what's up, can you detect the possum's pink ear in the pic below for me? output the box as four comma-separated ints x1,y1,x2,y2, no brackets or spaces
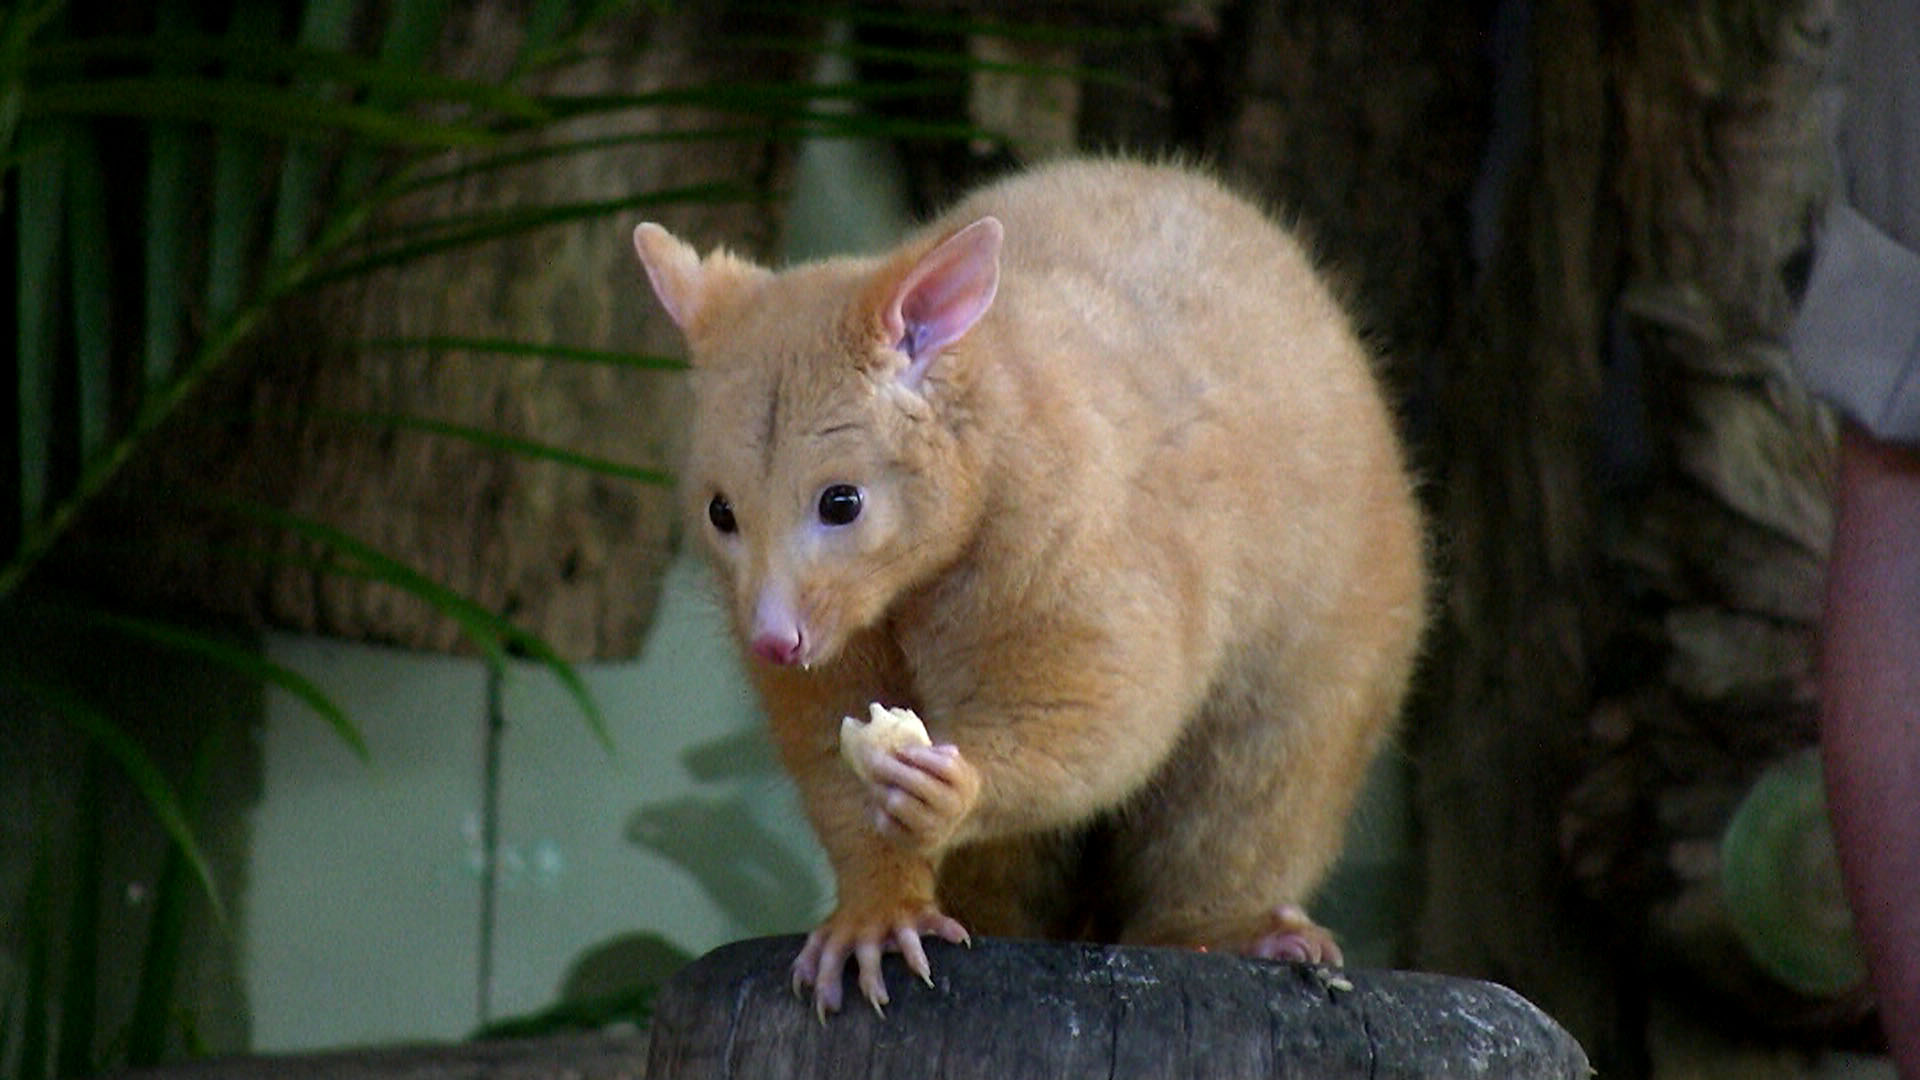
884,216,1002,389
632,222,710,333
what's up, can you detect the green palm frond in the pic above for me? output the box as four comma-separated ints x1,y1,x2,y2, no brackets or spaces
30,34,548,121
215,498,614,751
1,0,1132,1068
24,78,503,145
69,609,370,761
7,848,55,1080
304,180,766,286
744,0,1172,47
359,335,687,371
726,33,1149,92
5,4,639,598
4,0,1112,607
9,678,227,928
317,411,675,486
0,0,1124,841
126,724,229,1069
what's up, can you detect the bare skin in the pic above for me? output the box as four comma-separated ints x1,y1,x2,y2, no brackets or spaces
1820,422,1920,1078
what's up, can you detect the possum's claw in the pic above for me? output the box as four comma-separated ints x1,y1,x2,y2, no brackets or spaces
791,901,970,1017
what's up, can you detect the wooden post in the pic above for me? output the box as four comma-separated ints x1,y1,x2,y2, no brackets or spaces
647,936,1592,1079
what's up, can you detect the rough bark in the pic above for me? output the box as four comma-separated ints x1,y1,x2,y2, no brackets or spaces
646,936,1591,1080
1423,0,1850,1071
1559,0,1868,1041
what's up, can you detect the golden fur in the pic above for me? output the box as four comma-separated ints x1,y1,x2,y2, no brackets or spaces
633,158,1427,1012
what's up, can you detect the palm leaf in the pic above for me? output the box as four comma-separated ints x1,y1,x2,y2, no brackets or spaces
0,0,1122,1067
126,724,228,1068
14,118,63,531
65,126,110,461
216,499,613,751
358,335,687,371
205,6,281,326
3,1,708,766
55,752,105,1078
335,0,458,199
0,4,63,196
0,0,1064,741
11,847,54,1080
73,609,369,761
318,411,674,486
540,77,961,113
727,33,1149,93
515,0,655,72
305,181,767,287
1,236,296,599
0,967,19,1080
393,96,963,194
745,0,1172,48
10,677,228,927
3,2,619,597
30,34,548,122
3,1,1031,598
24,78,501,147
140,5,194,389
268,1,360,266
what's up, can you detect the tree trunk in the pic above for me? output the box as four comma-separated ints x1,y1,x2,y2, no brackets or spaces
1420,0,1844,1072
647,936,1591,1080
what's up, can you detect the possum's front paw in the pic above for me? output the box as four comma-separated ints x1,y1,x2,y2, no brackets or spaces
791,898,971,1018
863,741,981,854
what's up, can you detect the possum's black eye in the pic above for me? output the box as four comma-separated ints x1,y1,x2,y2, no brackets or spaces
817,484,863,526
708,494,737,534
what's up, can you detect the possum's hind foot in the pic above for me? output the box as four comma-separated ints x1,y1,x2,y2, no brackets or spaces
1242,903,1344,967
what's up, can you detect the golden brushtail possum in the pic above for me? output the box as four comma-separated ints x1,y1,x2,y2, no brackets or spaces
632,158,1427,1016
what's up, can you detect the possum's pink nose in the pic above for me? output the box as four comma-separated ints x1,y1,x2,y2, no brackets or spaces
749,588,806,666
750,629,804,666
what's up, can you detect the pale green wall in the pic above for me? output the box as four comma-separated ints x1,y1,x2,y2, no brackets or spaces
245,555,827,1048
242,81,917,1050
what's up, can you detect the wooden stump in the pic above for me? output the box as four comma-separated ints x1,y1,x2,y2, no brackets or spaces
647,936,1591,1079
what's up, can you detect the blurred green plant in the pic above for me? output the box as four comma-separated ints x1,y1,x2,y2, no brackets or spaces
0,0,1141,1071
0,0,774,1070
470,931,694,1039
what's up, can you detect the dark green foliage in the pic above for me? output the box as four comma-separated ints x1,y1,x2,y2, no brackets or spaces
0,1,1112,1071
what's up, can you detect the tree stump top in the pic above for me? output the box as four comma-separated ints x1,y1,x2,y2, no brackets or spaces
647,935,1592,1079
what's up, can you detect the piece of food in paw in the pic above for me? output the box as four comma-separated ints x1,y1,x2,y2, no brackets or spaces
839,703,932,782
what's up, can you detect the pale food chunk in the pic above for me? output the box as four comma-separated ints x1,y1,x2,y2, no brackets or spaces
839,703,932,782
